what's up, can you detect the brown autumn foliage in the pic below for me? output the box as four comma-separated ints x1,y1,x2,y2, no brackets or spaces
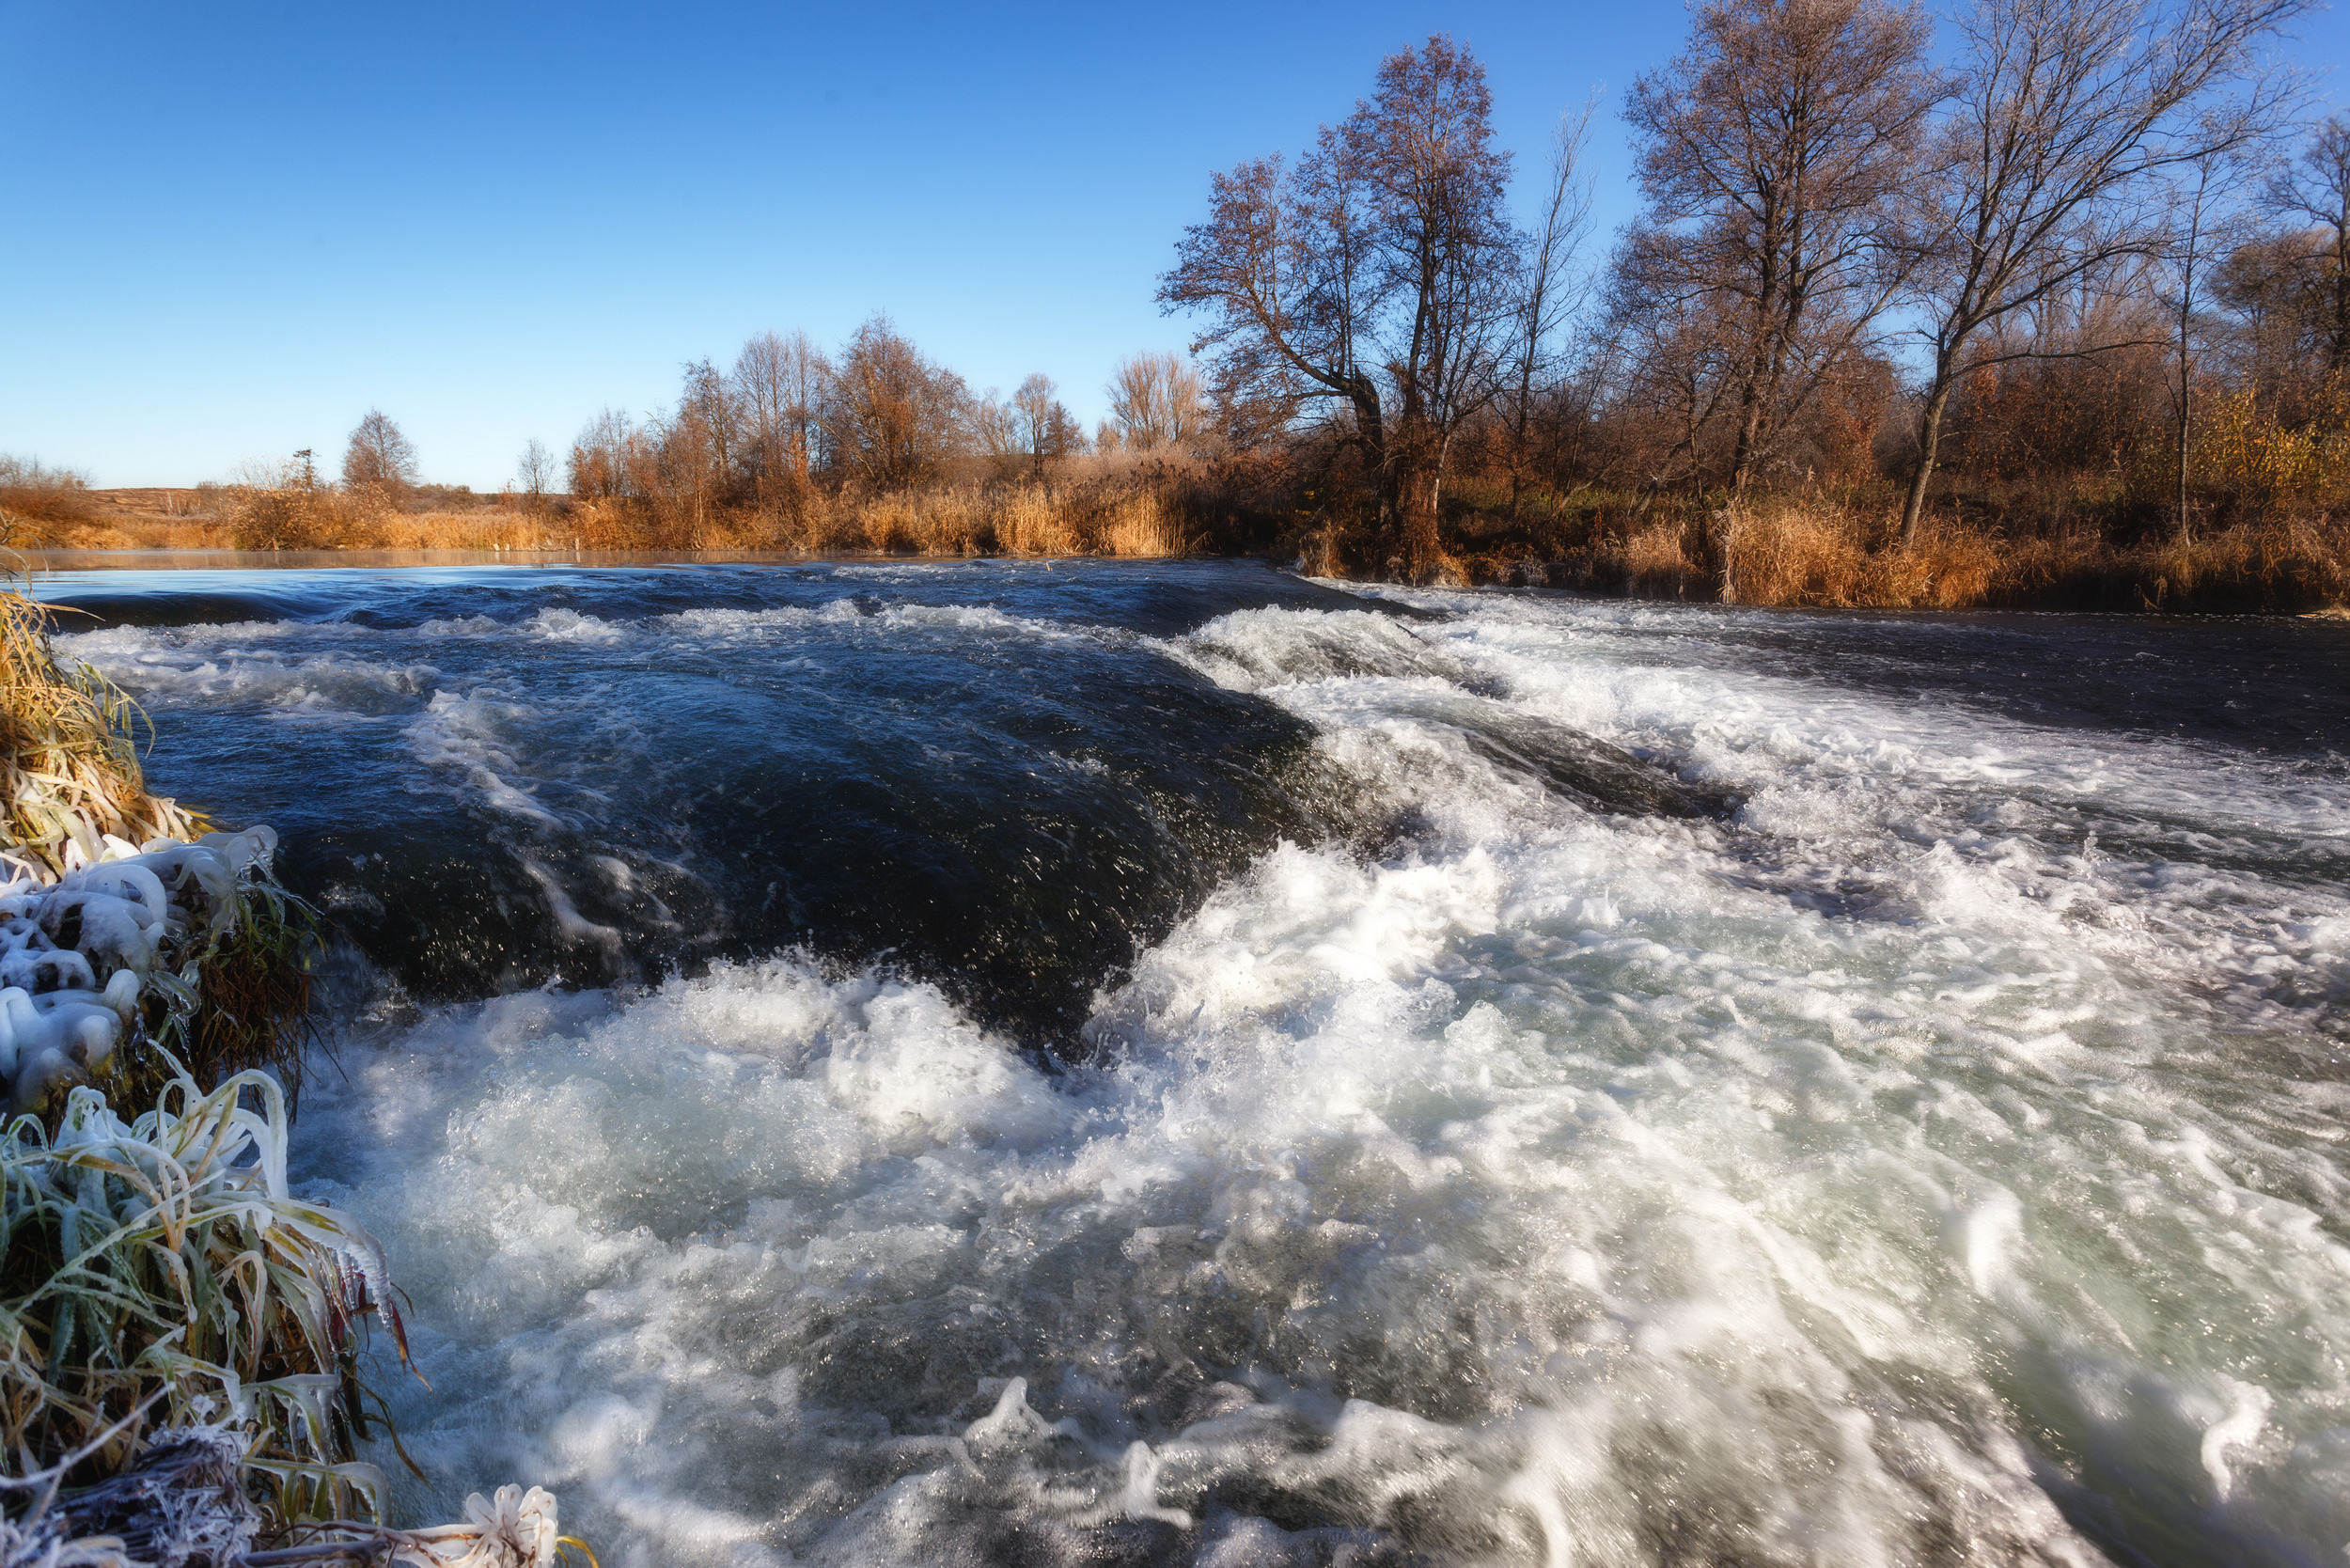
0,458,93,546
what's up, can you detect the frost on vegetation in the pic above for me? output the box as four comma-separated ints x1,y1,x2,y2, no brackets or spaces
0,592,582,1568
0,879,588,1560
0,586,314,1121
0,828,283,1121
0,1066,396,1557
0,959,584,1567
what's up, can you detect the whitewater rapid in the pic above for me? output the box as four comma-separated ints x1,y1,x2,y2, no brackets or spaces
57,572,2350,1566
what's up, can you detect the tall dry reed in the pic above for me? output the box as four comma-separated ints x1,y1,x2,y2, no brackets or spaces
1722,502,1997,608
809,477,1198,558
1539,498,2344,611
0,590,204,875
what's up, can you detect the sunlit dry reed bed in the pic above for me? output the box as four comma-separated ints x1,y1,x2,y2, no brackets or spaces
1491,500,2350,613
33,478,2350,615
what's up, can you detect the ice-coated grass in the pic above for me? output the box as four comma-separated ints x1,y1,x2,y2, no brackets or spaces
0,1066,400,1515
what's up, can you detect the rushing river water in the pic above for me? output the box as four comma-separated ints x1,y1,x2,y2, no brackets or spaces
41,559,2350,1568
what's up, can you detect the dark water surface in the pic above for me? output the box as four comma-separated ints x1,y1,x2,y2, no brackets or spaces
48,561,1368,1040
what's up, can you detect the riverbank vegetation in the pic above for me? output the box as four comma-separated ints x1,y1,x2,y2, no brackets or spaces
0,586,579,1565
13,0,2349,614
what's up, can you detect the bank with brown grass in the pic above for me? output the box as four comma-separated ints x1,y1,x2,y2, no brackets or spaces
20,456,2350,616
1437,494,2350,613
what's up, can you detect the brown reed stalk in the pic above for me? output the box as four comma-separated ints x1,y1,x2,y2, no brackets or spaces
0,588,204,877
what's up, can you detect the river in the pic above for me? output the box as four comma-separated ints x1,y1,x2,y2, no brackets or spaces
43,558,2350,1567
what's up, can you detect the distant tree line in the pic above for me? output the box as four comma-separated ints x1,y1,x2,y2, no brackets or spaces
556,323,1207,535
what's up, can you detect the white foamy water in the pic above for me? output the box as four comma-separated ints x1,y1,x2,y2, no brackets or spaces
241,589,2350,1565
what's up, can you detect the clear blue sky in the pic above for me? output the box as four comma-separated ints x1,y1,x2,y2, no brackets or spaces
2,1,2342,491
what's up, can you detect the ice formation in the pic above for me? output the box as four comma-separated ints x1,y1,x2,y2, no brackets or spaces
396,1484,562,1568
0,826,277,1119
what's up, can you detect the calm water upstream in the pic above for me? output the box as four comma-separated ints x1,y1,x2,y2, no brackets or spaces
39,558,2350,1567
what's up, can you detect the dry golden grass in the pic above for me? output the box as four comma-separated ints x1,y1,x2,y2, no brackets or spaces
0,460,98,546
0,589,205,875
1092,485,1197,557
1535,498,2345,611
37,461,1221,562
1621,521,1703,599
815,478,1197,558
39,474,2343,613
1722,502,1997,608
21,515,230,552
1997,516,2350,610
364,510,586,552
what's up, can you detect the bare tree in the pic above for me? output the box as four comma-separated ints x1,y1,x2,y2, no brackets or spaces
1895,0,2311,542
822,316,971,490
2264,114,2350,377
652,367,735,537
2212,229,2315,394
1599,224,1753,495
516,438,554,500
975,389,1026,472
733,330,831,507
676,359,740,496
1011,374,1084,477
1046,405,1089,463
1107,351,1206,449
1161,149,1379,464
1012,375,1057,478
1161,35,1517,574
1353,38,1523,562
2160,143,2264,538
568,408,641,501
1505,96,1601,514
342,410,418,494
1625,0,1945,495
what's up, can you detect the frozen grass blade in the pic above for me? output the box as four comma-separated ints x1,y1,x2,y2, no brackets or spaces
0,1065,403,1516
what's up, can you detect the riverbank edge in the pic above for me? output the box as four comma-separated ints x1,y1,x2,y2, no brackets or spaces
17,538,2349,620
0,584,577,1568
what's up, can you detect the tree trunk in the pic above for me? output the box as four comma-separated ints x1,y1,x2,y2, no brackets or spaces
1346,374,1398,534
1729,394,1764,492
1900,377,1955,546
2176,269,2196,544
2176,359,2192,543
1395,427,1442,582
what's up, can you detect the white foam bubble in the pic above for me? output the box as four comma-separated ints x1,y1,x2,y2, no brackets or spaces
60,622,438,721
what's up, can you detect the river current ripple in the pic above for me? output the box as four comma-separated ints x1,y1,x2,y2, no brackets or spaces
45,560,2350,1567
